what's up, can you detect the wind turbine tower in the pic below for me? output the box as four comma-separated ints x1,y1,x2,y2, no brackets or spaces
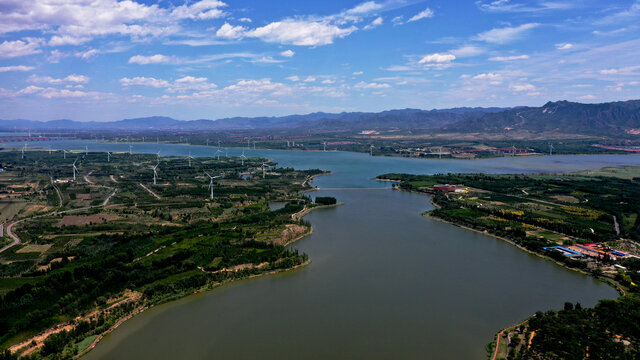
151,162,159,185
187,151,194,167
549,144,554,156
204,172,221,200
240,149,247,166
72,159,78,181
261,161,272,179
370,145,374,156
107,152,111,162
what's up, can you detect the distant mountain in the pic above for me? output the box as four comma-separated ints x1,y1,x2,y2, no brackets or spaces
2,101,638,136
0,107,504,132
445,100,640,135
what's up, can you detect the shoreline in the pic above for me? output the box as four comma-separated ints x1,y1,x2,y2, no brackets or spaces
77,190,335,358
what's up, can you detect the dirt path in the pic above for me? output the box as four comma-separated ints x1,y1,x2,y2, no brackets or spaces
0,220,23,253
492,320,528,360
109,175,118,183
102,189,117,206
139,183,161,199
83,170,94,185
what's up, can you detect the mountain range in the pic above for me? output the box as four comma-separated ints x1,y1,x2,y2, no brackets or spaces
1,100,639,136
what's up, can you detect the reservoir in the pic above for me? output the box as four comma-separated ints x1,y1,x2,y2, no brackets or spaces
23,141,635,359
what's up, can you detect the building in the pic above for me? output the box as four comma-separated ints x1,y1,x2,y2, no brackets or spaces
433,184,456,192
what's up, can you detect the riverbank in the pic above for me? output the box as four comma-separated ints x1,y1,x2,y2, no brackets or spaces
77,200,339,358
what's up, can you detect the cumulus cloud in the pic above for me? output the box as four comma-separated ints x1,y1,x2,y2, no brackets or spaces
128,54,175,64
29,74,90,84
419,53,456,64
286,75,301,82
0,38,43,59
408,8,435,22
0,0,227,46
280,50,295,57
216,23,247,39
246,20,356,46
354,81,390,89
475,23,539,44
0,65,35,72
120,77,170,88
120,75,217,92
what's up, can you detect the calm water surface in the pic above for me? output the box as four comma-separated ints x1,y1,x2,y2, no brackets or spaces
20,140,633,359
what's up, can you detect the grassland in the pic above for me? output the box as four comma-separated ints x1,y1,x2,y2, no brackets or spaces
0,149,327,359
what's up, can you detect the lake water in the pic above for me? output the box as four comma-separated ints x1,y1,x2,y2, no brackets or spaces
20,140,637,359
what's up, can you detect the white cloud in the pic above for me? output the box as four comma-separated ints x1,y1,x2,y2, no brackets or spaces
280,50,295,58
364,17,384,30
128,54,175,65
354,81,390,89
120,75,217,93
577,94,596,100
29,74,90,84
120,77,170,88
475,23,539,44
555,43,573,50
286,76,301,82
419,53,456,64
599,65,640,75
246,20,356,46
0,38,43,59
408,8,435,22
48,35,92,46
353,71,364,75
450,45,485,57
489,54,529,61
0,65,35,72
477,0,574,13
215,23,247,39
392,16,404,25
510,83,536,92
304,76,317,82
238,17,252,23
473,72,502,80
346,1,383,14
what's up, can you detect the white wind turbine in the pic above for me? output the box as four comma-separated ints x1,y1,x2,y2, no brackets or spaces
72,159,78,181
129,144,133,155
48,145,52,155
187,151,194,167
215,148,223,160
156,151,161,161
85,145,88,156
107,151,111,162
549,144,554,156
151,161,159,185
240,149,247,166
63,150,67,159
204,171,222,200
323,141,326,152
261,161,272,179
438,146,443,159
369,145,374,156
21,143,27,159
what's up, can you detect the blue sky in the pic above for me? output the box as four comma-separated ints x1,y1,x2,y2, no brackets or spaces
0,0,639,121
